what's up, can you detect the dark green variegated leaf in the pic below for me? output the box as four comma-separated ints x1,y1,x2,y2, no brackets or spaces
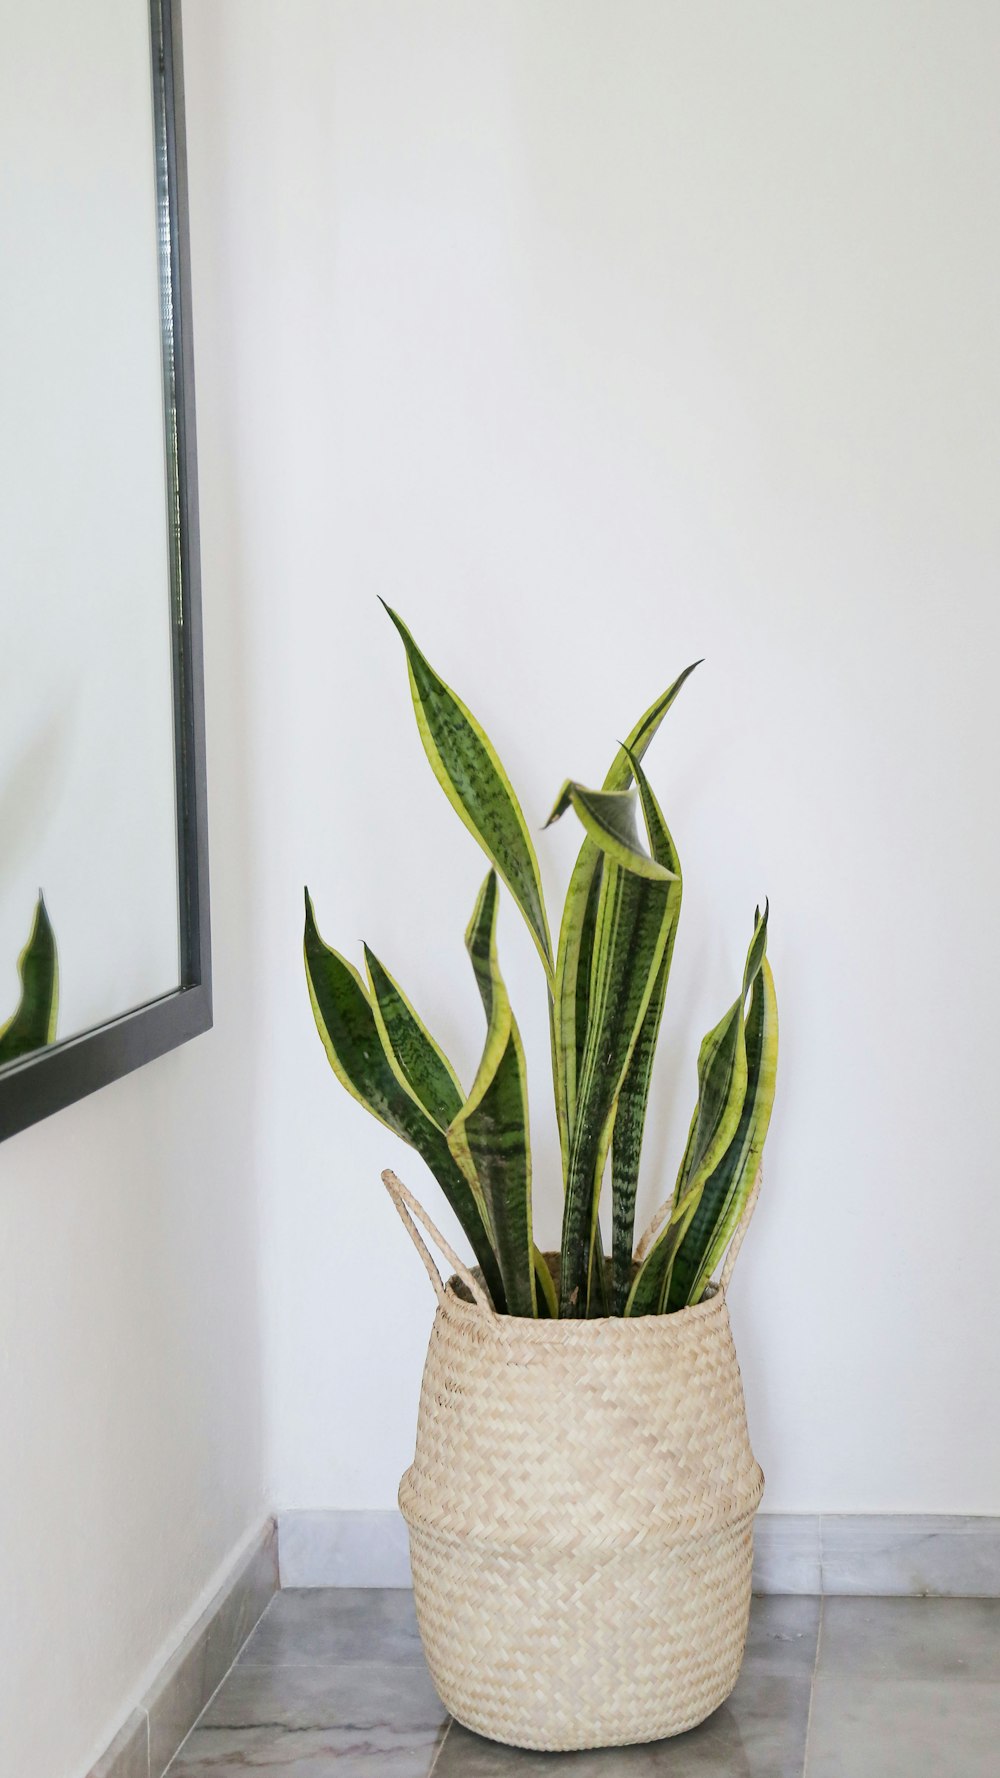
558,829,675,1317
382,604,553,984
552,846,603,1145
304,890,506,1310
603,661,703,795
364,946,464,1132
465,868,499,1023
625,966,750,1317
552,664,699,1158
667,933,777,1307
742,900,769,999
545,782,676,883
448,888,536,1317
610,758,683,1313
534,1246,558,1318
0,894,58,1065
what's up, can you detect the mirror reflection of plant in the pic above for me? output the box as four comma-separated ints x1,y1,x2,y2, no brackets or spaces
304,610,778,1319
0,894,58,1065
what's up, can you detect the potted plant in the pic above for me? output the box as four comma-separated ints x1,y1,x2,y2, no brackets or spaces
304,608,778,1752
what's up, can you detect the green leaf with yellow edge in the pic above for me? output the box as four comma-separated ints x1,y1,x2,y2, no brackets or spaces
545,782,676,883
610,760,683,1313
625,947,752,1317
552,664,700,1152
0,893,58,1065
364,945,464,1132
304,889,506,1310
533,1246,558,1318
382,604,553,985
448,869,536,1316
465,868,500,1022
666,919,777,1307
602,663,703,797
557,764,676,1316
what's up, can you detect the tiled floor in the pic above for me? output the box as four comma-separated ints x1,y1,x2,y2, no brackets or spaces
167,1589,1000,1777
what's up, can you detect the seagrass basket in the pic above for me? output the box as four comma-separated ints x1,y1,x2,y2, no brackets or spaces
385,1170,765,1753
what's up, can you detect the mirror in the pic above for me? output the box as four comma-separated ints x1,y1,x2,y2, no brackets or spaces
0,0,210,1141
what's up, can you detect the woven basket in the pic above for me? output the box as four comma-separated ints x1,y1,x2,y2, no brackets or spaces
385,1170,765,1753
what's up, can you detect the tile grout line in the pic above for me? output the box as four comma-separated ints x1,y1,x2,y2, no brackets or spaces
140,1705,151,1778
804,1510,826,1773
800,1594,825,1778
160,1593,279,1777
426,1717,453,1775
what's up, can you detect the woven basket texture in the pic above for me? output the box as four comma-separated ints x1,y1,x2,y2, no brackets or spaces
398,1246,764,1751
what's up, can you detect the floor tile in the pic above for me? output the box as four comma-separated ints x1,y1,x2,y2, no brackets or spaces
169,1721,442,1776
805,1676,1000,1778
434,1675,812,1777
238,1587,426,1667
197,1659,447,1731
169,1663,445,1777
743,1595,821,1676
817,1596,1000,1682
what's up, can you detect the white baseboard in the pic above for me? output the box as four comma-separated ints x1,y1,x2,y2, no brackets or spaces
278,1508,1000,1598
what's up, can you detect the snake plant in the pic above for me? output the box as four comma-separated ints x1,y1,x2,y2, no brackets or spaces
305,610,778,1317
0,894,58,1066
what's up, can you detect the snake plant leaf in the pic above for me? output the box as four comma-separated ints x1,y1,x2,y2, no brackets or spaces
363,946,464,1132
533,1246,558,1318
447,899,536,1317
546,773,674,1229
381,603,553,985
610,761,683,1313
551,855,603,1160
304,890,506,1310
558,801,676,1316
742,900,769,999
545,782,676,883
602,662,703,795
552,664,700,1149
625,967,750,1317
465,868,500,1023
667,935,778,1308
465,870,557,1315
0,893,58,1065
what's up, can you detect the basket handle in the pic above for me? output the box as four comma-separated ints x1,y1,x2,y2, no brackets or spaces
633,1167,763,1296
382,1170,496,1315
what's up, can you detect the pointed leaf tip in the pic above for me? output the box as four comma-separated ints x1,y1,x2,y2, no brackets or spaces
602,660,703,794
543,781,574,828
385,609,553,980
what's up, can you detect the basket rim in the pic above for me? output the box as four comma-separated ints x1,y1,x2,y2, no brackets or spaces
443,1252,728,1340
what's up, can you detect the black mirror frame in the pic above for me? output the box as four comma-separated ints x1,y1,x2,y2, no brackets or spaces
0,0,211,1144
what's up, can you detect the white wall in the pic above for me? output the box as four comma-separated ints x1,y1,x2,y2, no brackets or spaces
0,174,267,1778
183,0,1000,1526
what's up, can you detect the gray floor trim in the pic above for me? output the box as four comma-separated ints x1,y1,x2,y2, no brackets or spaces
88,1711,149,1778
85,1518,278,1778
278,1508,412,1588
278,1509,1000,1597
